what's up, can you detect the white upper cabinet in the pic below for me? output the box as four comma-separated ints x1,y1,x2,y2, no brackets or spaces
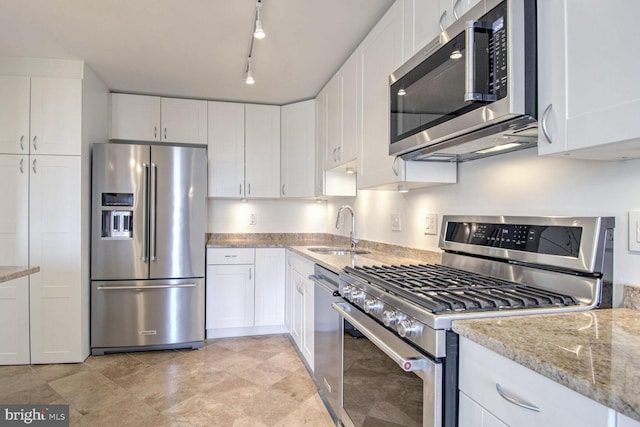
281,100,316,198
245,104,281,198
0,76,81,156
207,101,245,198
359,1,456,190
358,1,404,189
0,76,30,155
111,93,207,145
403,0,440,62
538,0,640,159
208,102,280,199
159,97,207,145
111,94,160,141
324,52,358,172
30,78,82,156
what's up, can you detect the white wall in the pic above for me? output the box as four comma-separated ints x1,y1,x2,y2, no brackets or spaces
328,147,640,306
209,147,640,305
207,199,326,234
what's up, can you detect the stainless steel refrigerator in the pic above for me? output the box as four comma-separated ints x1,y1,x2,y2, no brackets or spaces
90,142,206,355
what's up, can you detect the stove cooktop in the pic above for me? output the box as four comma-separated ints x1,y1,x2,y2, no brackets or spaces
343,264,579,315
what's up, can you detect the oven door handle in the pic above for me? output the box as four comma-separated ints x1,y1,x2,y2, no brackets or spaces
332,302,430,373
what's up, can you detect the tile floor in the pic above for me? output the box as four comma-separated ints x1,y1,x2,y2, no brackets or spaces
0,335,336,426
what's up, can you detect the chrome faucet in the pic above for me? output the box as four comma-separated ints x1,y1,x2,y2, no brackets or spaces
336,205,359,250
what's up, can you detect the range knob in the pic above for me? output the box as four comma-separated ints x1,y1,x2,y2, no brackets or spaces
397,319,421,338
364,298,383,314
382,310,397,327
341,285,353,299
350,290,366,304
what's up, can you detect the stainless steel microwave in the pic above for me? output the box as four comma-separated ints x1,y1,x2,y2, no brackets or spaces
389,0,537,162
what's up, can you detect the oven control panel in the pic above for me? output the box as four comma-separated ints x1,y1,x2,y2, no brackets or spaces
444,221,582,257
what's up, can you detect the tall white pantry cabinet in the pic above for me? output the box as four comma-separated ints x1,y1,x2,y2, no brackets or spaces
0,58,110,364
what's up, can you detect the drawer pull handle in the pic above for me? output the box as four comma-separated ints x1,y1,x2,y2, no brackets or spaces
224,255,238,258
496,383,540,412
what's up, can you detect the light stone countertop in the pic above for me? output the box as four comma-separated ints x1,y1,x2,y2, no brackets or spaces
0,266,40,283
206,233,441,271
452,309,640,422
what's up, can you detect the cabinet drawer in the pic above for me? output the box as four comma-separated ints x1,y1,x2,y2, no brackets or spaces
288,251,315,277
459,337,614,427
207,248,254,265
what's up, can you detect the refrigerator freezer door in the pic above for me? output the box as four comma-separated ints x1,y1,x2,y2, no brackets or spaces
91,143,150,280
149,145,207,279
91,278,205,350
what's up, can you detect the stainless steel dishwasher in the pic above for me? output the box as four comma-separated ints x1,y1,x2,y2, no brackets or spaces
310,264,343,422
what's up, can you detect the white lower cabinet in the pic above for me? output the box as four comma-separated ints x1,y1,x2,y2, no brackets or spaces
618,413,640,427
458,337,616,427
206,248,286,338
0,276,30,365
285,250,314,371
459,391,507,427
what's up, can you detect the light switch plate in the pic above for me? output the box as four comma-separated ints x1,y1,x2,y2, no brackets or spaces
629,211,640,251
424,213,438,235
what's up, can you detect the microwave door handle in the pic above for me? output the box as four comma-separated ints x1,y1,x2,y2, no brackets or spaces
464,20,495,103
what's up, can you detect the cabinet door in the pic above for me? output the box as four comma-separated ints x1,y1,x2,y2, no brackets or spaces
315,89,327,196
207,101,245,197
459,391,508,427
359,1,404,189
254,248,285,326
0,276,30,365
30,78,82,155
29,155,83,363
110,93,161,142
301,273,314,370
160,98,207,145
0,154,29,266
0,76,30,155
341,52,358,164
245,104,281,198
537,0,568,155
325,74,342,168
281,100,316,198
403,0,440,62
291,270,304,348
206,264,254,329
563,0,640,155
618,413,640,427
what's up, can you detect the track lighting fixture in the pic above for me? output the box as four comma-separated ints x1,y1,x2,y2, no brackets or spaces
244,0,266,84
245,57,255,85
254,0,265,39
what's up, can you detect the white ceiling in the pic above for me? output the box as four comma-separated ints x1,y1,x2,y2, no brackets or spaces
0,0,395,105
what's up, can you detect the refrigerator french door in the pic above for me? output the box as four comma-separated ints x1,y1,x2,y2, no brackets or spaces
90,142,206,355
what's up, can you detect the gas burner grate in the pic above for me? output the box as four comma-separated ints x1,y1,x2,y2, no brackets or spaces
344,264,579,314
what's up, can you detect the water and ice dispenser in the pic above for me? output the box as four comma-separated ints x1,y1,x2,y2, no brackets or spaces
101,193,134,239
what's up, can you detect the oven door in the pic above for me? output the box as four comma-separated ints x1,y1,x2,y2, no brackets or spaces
333,302,442,427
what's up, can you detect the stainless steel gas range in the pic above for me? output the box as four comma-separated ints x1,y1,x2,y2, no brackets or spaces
333,215,614,427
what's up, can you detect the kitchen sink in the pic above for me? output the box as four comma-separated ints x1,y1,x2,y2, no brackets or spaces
307,247,370,256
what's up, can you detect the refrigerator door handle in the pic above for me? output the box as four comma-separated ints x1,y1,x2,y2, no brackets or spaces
142,163,149,263
150,162,158,261
97,284,197,291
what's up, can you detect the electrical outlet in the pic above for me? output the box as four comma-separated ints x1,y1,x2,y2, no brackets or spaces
424,213,437,235
391,213,402,231
249,213,257,226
